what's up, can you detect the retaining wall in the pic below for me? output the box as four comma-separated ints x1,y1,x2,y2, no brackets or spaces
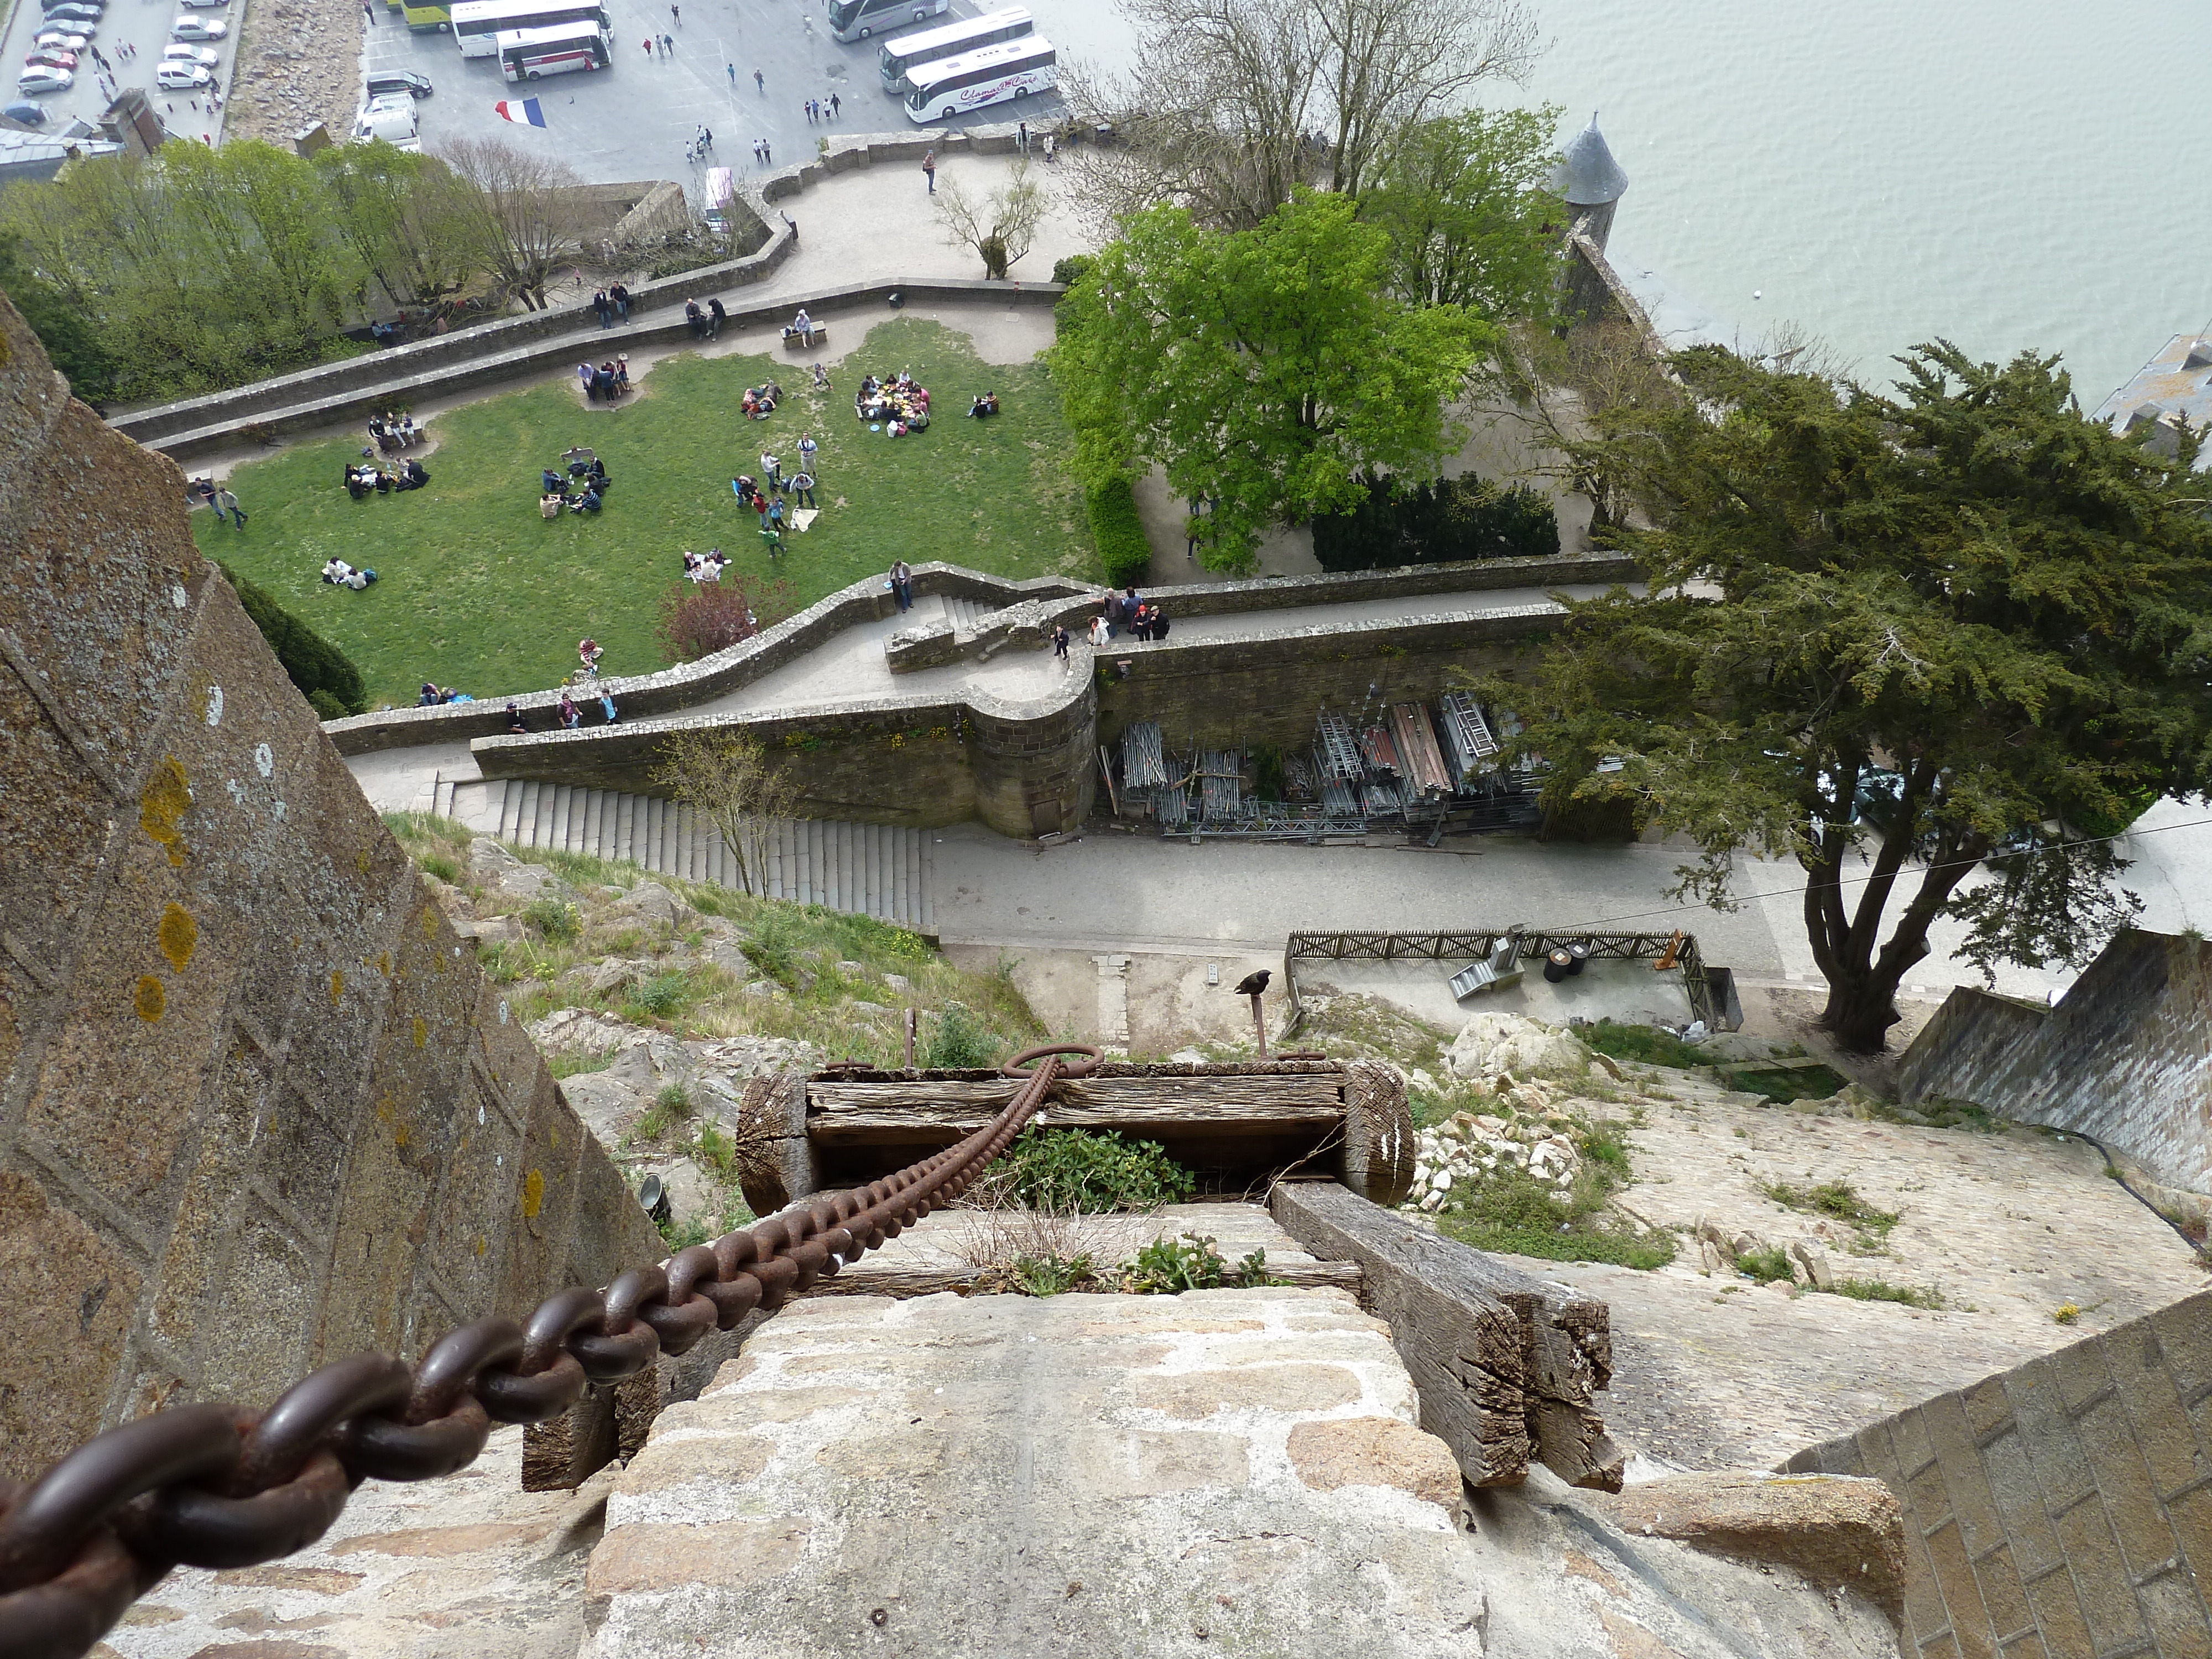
1897,929,2212,1196
0,297,662,1484
1781,1290,2212,1658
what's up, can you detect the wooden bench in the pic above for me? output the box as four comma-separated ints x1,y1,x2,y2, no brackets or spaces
781,323,828,351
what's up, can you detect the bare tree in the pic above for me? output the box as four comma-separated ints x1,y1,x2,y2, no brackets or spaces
651,730,799,899
1500,316,1675,535
1066,0,1541,232
435,135,585,311
933,158,1047,279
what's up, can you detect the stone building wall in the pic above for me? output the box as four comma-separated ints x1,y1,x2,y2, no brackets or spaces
1781,1290,2212,1658
0,298,662,1484
1897,930,2212,1197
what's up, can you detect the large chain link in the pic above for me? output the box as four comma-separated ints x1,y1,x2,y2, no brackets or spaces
0,1045,1099,1659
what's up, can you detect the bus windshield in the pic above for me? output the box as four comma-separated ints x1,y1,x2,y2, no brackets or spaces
451,0,607,55
904,36,1055,121
878,7,1029,90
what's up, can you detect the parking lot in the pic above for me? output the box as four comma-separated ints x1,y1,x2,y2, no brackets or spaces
2,0,240,140
359,0,1089,200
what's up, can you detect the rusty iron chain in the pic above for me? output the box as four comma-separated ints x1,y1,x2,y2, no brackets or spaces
0,1044,1100,1659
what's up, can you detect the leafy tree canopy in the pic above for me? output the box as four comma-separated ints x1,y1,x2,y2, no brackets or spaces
1051,190,1488,570
1481,341,2212,1050
1361,106,1563,319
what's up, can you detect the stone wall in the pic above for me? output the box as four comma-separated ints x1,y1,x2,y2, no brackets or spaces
0,297,663,1484
1897,929,2212,1196
1781,1289,2212,1658
1563,227,1664,348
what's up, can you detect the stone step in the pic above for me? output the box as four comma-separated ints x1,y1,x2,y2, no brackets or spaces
439,779,935,932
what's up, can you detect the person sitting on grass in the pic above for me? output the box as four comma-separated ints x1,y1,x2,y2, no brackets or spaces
418,681,441,706
572,486,603,514
323,557,354,585
345,566,376,590
397,458,430,491
542,467,568,494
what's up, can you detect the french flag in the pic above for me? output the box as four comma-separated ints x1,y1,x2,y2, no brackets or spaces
493,97,547,127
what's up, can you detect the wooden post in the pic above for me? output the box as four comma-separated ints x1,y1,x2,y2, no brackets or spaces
904,1007,917,1069
1249,990,1269,1060
1270,1181,1623,1492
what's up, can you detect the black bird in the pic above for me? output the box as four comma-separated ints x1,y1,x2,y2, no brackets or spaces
1231,969,1271,997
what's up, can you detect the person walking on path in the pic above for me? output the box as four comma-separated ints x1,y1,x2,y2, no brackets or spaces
643,36,653,58
762,138,772,163
753,66,764,92
609,281,630,320
727,61,737,85
1052,623,1071,670
830,92,840,118
1017,120,1027,153
669,2,678,22
216,487,243,528
921,150,936,193
363,0,375,23
593,288,611,328
659,32,674,55
707,296,726,338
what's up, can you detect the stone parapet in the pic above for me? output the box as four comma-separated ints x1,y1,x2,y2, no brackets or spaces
0,295,662,1483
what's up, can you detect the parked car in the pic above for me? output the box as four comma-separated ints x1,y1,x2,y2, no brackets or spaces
15,64,73,92
162,42,219,64
26,49,79,69
40,6,102,25
365,68,431,98
154,60,210,88
177,0,229,8
3,100,49,123
34,29,90,50
169,16,227,39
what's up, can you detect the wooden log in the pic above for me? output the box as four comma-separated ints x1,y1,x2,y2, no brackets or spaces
1335,1057,1416,1206
522,1383,617,1492
806,1074,1345,1141
801,1259,1364,1298
737,1072,817,1211
1268,1180,1623,1492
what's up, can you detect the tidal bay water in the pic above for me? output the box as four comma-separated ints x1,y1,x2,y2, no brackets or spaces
1027,0,2212,405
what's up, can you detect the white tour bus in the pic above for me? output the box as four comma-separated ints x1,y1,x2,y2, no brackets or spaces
451,0,607,58
903,35,1054,123
826,0,943,44
877,7,1029,92
499,20,608,79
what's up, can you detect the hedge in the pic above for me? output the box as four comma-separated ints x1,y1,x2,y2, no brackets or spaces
1312,473,1559,572
1084,477,1153,587
217,560,368,716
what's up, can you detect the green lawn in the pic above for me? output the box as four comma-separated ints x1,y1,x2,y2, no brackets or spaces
198,319,1098,706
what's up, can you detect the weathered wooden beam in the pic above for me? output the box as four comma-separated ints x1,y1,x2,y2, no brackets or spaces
803,1259,1364,1298
806,1075,1345,1141
1268,1180,1623,1493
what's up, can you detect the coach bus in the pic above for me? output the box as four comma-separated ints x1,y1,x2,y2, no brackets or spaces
877,7,1029,92
903,36,1054,123
399,0,453,32
499,20,609,79
827,0,945,44
452,0,608,58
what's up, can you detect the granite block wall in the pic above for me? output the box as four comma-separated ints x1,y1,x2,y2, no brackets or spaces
0,297,662,1484
1782,1291,2212,1659
1897,930,2212,1197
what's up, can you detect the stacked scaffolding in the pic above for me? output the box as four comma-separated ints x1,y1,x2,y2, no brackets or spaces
1437,692,1500,783
1197,749,1245,822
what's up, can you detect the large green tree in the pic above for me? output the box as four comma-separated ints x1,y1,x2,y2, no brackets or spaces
1361,106,1562,317
1051,190,1487,570
1484,342,2212,1051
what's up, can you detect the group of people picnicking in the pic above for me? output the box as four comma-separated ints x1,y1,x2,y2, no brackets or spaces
541,448,612,517
682,548,732,583
417,682,474,706
578,357,633,403
742,380,782,419
967,392,1000,419
856,370,931,436
345,458,429,500
321,557,378,590
368,411,424,453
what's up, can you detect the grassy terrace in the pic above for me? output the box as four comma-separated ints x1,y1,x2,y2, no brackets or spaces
198,319,1098,706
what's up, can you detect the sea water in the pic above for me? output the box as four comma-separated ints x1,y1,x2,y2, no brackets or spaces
1027,0,2212,406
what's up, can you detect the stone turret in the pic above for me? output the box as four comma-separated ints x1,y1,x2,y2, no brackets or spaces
1550,111,1629,252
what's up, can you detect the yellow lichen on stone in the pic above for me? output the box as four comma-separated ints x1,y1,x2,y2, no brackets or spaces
158,904,197,971
522,1168,546,1218
134,976,165,1021
413,1016,428,1048
330,970,345,1005
139,757,191,868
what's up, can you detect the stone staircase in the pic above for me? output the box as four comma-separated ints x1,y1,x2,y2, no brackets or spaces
433,776,935,932
940,593,989,632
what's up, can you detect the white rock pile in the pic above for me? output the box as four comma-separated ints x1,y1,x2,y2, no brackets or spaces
1405,1110,1584,1214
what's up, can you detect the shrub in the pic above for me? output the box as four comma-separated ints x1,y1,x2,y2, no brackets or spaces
1000,1128,1196,1212
1761,1178,1897,1244
419,853,461,884
218,560,367,715
924,1004,999,1069
1013,1253,1097,1296
521,897,580,942
1832,1278,1947,1310
1311,473,1559,572
631,972,690,1018
1579,1020,1708,1071
656,575,795,664
1084,476,1152,587
1050,253,1094,288
1736,1245,1795,1285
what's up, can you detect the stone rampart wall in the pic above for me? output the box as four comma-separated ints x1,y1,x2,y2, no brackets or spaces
0,298,662,1484
1897,929,2212,1196
1781,1290,2212,1657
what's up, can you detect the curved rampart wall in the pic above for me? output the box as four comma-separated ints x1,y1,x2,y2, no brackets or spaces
1897,928,2212,1196
0,298,662,1484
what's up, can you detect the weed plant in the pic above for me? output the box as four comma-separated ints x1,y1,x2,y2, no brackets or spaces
1000,1128,1196,1213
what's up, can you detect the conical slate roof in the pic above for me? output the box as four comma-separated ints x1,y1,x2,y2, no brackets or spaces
1551,113,1629,206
